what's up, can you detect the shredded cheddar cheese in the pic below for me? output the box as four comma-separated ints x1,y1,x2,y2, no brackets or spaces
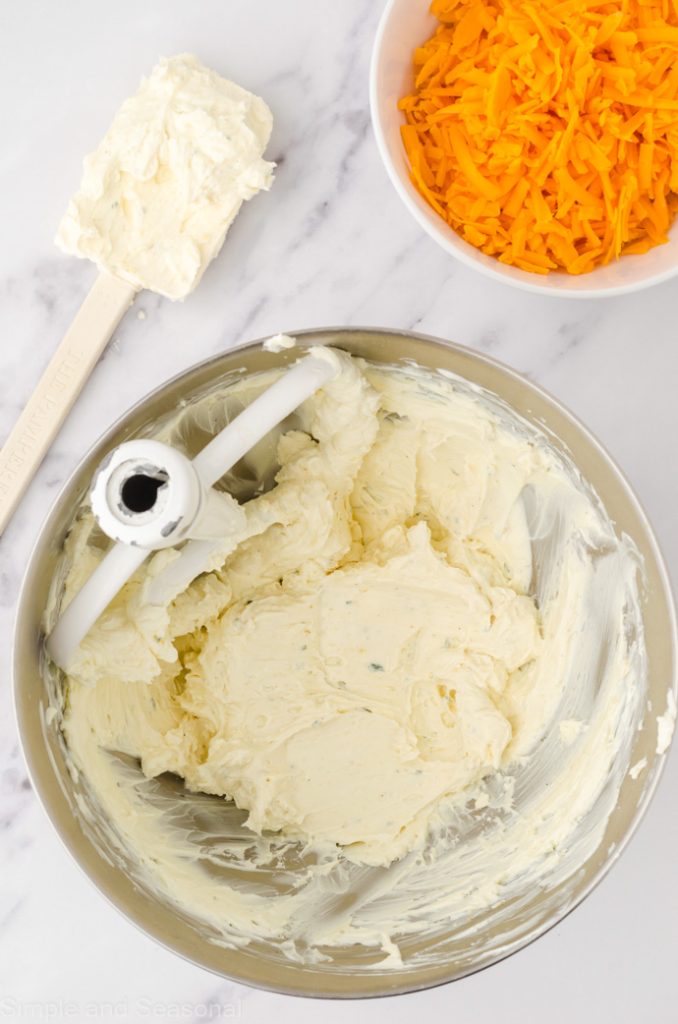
399,0,678,274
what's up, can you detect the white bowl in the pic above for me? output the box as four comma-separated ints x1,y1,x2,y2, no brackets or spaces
370,0,678,297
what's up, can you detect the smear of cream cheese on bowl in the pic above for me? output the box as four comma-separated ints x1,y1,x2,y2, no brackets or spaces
43,343,650,972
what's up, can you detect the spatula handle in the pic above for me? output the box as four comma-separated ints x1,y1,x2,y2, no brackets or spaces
0,271,137,536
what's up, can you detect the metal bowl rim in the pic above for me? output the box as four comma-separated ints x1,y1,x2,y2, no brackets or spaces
12,325,678,998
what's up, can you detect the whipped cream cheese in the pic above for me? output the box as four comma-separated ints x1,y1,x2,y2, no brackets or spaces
49,348,647,964
56,54,274,299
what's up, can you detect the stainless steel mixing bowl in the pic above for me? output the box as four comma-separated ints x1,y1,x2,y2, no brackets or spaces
14,328,676,998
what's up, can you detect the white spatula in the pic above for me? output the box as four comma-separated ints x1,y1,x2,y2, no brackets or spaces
0,273,137,534
0,53,274,537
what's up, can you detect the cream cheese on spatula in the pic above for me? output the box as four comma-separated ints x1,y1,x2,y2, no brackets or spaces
56,53,275,299
0,55,274,536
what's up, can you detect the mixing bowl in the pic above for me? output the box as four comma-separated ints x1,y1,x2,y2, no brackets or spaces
14,328,676,997
370,0,678,297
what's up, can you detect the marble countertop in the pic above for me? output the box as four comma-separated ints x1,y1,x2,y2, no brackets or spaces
1,1,676,1021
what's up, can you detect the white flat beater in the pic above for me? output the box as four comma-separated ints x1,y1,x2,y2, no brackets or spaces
47,350,339,669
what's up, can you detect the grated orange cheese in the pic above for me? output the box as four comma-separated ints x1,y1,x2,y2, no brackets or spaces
398,0,678,274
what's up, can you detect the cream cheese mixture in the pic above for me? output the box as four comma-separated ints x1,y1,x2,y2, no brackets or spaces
56,54,274,300
50,346,647,964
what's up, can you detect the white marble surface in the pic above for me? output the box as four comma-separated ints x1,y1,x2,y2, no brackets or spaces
1,1,677,1021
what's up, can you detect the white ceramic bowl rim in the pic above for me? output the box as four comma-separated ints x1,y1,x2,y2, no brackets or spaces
369,0,678,298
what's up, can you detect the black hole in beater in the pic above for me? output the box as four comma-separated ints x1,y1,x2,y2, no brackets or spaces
121,473,167,514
